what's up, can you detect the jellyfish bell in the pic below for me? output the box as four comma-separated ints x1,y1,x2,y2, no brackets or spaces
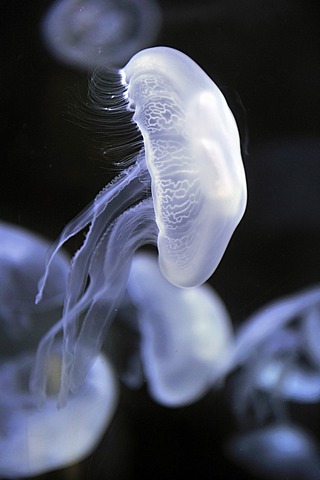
0,222,69,342
42,0,162,69
32,46,246,404
0,348,117,478
125,252,234,406
123,47,246,287
228,285,320,424
226,423,320,480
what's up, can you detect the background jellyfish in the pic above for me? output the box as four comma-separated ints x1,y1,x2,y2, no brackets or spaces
42,0,162,69
123,251,234,407
224,286,320,479
229,285,320,423
0,222,118,478
0,222,69,349
226,423,320,480
0,348,117,478
32,45,246,406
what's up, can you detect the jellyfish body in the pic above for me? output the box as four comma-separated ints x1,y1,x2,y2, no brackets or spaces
0,222,69,341
227,423,320,480
229,285,320,423
0,349,117,478
124,47,247,288
42,0,162,69
33,46,246,404
126,252,234,406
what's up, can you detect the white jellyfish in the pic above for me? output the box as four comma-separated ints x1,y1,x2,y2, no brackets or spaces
0,221,69,342
32,46,246,405
0,348,117,478
228,285,320,423
42,0,162,69
124,252,234,406
226,423,320,480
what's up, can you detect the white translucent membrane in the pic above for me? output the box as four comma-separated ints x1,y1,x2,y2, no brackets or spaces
126,252,234,406
0,222,69,338
32,46,246,405
228,286,320,421
124,47,247,288
227,424,320,480
42,0,162,69
0,349,117,478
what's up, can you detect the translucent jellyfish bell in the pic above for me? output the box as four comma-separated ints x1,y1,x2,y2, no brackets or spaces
0,221,69,340
227,423,320,480
42,0,162,69
33,46,246,405
126,252,234,406
0,348,117,478
228,285,320,423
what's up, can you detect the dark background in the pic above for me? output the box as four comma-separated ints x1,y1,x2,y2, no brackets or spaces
1,0,320,478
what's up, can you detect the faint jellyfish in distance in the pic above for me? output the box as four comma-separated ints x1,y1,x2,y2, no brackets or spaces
0,221,69,345
0,349,117,478
226,423,320,480
31,46,247,406
0,222,118,477
124,251,234,407
42,0,162,69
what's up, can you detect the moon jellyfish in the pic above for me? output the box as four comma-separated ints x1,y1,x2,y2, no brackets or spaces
32,46,246,405
0,348,117,478
0,222,69,342
229,285,320,423
42,0,162,69
226,423,320,480
125,252,234,406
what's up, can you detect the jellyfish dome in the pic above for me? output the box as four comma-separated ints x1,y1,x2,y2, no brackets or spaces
32,46,246,405
227,423,320,480
42,0,162,69
228,285,320,424
0,349,117,478
0,222,69,341
126,252,234,406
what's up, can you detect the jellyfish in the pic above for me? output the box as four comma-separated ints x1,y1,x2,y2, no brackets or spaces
32,46,246,405
226,423,320,480
228,285,320,424
123,251,234,406
0,348,117,478
0,221,69,344
42,0,162,69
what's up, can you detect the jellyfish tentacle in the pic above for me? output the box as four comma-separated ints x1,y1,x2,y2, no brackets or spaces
62,153,149,355
29,318,64,405
36,158,147,305
58,198,157,402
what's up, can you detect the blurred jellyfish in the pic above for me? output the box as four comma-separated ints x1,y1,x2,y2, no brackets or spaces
32,46,246,405
226,423,320,480
0,222,69,344
124,252,234,406
42,0,162,69
228,285,320,423
0,348,117,478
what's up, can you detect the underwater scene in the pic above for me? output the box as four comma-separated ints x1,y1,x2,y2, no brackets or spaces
1,0,320,479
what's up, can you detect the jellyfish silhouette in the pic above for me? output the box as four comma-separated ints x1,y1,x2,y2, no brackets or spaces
0,222,69,343
125,252,234,406
227,423,320,480
42,0,162,69
223,284,320,430
32,46,247,406
0,348,117,478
